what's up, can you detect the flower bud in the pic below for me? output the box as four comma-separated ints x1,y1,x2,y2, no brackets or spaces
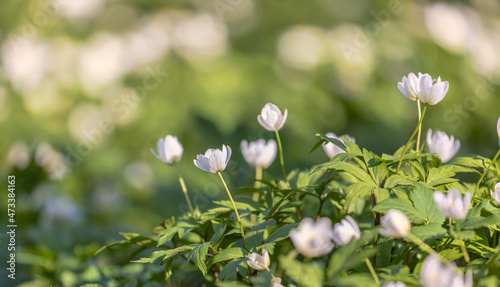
331,215,360,245
246,249,270,271
426,129,460,163
257,103,288,132
151,135,183,165
433,189,471,219
491,182,500,205
379,209,411,238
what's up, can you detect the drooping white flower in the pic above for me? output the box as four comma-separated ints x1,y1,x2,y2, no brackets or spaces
322,133,355,159
491,182,500,205
290,217,334,258
379,209,411,238
331,215,361,245
448,270,473,287
241,139,277,169
420,255,455,287
416,73,449,105
426,129,460,163
246,249,270,271
193,145,232,173
257,103,288,132
150,135,183,165
271,277,285,287
433,189,471,219
398,72,423,101
383,282,407,287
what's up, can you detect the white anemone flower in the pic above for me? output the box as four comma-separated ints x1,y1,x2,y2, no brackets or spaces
433,189,471,219
194,145,232,173
426,129,460,163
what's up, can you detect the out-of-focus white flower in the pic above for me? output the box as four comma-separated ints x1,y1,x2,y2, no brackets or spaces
271,277,284,287
449,270,473,287
241,139,277,169
2,39,49,91
194,145,231,173
423,3,471,54
492,182,500,205
151,135,183,165
124,161,154,190
173,14,228,63
35,142,67,180
420,255,455,287
379,209,411,238
331,215,360,245
277,26,327,70
497,116,500,139
416,74,449,105
433,189,471,219
257,103,288,132
383,282,407,287
290,217,334,258
5,141,31,170
79,33,129,89
426,129,460,163
398,72,423,101
57,0,104,20
246,249,270,271
322,133,355,159
41,196,83,226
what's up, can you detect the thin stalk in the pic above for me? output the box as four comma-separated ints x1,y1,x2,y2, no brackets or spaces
251,166,262,226
456,220,470,263
316,197,325,220
473,149,500,197
407,232,446,264
174,164,194,213
275,131,302,220
416,100,422,152
218,171,245,239
275,131,291,189
364,258,380,285
396,104,428,173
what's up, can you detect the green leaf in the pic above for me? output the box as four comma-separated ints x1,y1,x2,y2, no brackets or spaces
426,166,459,187
373,198,424,224
219,258,248,281
345,182,375,207
364,149,387,186
279,251,324,287
157,227,193,246
376,237,393,268
210,221,227,245
408,224,447,242
266,223,299,243
265,190,296,220
461,214,500,229
164,259,173,282
244,230,265,251
374,188,390,204
324,161,375,185
187,242,211,275
384,175,415,189
251,219,276,231
409,183,445,224
208,247,248,266
332,274,378,287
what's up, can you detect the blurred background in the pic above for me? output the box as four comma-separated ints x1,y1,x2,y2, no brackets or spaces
1,0,500,285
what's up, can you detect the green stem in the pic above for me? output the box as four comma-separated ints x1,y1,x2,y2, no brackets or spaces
456,220,470,263
251,166,262,226
275,131,302,220
218,171,245,239
364,258,380,285
174,164,194,213
473,149,500,197
416,100,422,152
396,104,428,173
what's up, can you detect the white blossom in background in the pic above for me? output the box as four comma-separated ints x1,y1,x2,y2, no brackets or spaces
497,116,500,139
416,74,449,105
257,103,288,132
277,26,327,70
492,183,500,205
5,141,31,170
35,142,67,180
194,145,232,173
379,209,411,238
426,129,460,163
383,282,407,287
420,255,455,287
433,189,471,219
331,215,360,245
1,39,49,91
124,161,154,190
79,33,130,90
449,270,473,287
290,217,334,258
246,249,270,271
172,14,228,63
57,0,104,20
41,196,83,227
322,133,355,159
271,278,284,287
151,135,184,165
241,139,277,169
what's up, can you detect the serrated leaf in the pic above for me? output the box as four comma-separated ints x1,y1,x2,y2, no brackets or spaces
373,198,424,224
210,221,227,245
219,258,248,281
324,161,375,185
461,214,500,229
208,247,248,266
407,224,447,242
384,175,416,189
364,149,387,186
251,219,276,231
244,230,264,251
265,190,296,220
409,183,445,224
279,251,324,287
187,242,211,275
